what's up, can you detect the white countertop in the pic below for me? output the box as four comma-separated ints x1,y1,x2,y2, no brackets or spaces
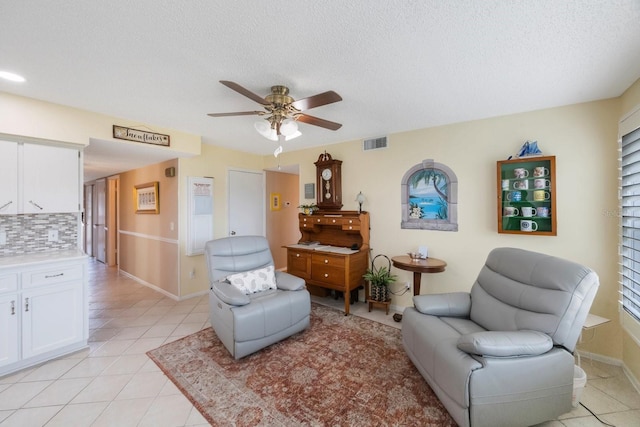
0,249,88,268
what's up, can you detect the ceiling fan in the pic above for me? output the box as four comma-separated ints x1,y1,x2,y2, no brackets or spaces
208,81,342,140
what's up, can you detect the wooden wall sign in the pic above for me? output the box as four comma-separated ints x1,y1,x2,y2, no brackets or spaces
113,125,170,147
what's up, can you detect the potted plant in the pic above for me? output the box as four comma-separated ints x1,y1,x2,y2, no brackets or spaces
298,203,319,215
363,265,397,302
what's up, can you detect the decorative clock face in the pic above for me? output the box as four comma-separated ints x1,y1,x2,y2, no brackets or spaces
314,152,342,209
322,168,332,180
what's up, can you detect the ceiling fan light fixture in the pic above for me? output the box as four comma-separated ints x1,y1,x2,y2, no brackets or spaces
0,71,26,82
279,118,298,136
284,130,302,141
254,120,278,141
254,119,270,134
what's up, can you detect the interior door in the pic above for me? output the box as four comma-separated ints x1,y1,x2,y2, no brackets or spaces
93,179,106,263
84,184,93,257
228,169,265,236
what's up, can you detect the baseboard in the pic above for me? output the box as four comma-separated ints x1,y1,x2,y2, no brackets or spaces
118,269,179,301
576,349,640,394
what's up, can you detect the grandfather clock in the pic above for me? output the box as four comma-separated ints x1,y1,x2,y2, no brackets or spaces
315,152,343,210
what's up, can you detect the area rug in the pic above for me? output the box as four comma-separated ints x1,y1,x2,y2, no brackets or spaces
147,303,456,426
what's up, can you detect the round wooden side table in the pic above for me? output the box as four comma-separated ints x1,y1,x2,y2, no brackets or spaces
391,255,447,296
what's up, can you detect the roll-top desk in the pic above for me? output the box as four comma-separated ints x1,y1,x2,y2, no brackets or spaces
286,210,370,315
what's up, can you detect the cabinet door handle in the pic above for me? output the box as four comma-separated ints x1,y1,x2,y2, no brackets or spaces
29,200,44,210
0,201,13,210
45,273,64,279
25,297,29,312
10,300,15,315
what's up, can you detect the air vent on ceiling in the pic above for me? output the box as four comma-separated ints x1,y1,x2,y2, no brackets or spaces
363,136,388,151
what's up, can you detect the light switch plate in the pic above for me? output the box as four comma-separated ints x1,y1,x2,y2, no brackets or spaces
47,229,58,242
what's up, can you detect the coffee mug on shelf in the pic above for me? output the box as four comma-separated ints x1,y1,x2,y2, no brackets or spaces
506,191,522,202
533,166,549,177
537,206,550,217
503,206,519,217
533,190,550,201
514,168,529,179
501,179,510,190
513,180,529,190
521,206,537,217
533,178,550,189
520,219,538,232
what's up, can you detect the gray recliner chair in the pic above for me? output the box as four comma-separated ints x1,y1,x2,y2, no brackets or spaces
205,235,311,359
402,247,599,427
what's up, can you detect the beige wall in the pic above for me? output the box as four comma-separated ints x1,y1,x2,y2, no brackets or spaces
268,99,622,361
266,171,300,269
0,92,201,155
177,144,264,296
118,159,180,296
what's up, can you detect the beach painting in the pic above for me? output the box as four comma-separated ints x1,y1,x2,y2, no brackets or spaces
408,170,448,220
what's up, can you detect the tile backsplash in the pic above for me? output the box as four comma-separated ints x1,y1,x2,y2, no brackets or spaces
0,213,79,257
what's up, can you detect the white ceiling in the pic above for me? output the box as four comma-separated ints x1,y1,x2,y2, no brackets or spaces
1,1,640,178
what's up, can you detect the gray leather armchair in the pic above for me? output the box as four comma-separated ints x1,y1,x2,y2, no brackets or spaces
402,247,599,427
205,235,311,359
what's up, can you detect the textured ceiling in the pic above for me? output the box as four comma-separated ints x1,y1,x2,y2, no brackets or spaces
1,1,640,168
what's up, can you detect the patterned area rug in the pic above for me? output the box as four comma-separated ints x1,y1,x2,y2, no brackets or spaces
147,303,456,426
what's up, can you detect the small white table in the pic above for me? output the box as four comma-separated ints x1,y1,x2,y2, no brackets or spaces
577,313,610,366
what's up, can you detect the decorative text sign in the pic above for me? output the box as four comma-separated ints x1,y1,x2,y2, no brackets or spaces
113,125,170,147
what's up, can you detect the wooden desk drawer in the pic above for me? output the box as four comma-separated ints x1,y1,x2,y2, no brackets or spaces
311,265,345,286
311,253,346,286
287,250,311,279
312,253,346,268
342,224,360,231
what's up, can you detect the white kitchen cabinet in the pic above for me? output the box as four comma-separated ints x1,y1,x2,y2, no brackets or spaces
23,143,80,213
0,293,19,368
0,140,80,214
0,253,87,376
22,282,84,359
0,141,18,214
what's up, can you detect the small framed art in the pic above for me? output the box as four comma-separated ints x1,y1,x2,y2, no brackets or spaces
134,181,159,214
270,193,281,211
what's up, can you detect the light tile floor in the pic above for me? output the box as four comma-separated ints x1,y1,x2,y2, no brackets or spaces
0,259,638,426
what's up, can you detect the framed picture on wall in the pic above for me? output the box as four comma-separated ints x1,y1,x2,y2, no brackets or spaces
134,181,159,214
270,193,281,211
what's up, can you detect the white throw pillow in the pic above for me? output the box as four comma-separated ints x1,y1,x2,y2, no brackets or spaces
227,265,277,294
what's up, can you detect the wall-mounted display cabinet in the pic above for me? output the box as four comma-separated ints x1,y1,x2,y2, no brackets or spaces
497,156,556,236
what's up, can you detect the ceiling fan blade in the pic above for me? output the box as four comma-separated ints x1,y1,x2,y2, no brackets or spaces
219,81,267,105
291,91,342,111
207,111,264,117
296,113,342,131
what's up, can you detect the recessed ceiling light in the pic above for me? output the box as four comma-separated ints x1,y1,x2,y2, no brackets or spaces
0,71,26,82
